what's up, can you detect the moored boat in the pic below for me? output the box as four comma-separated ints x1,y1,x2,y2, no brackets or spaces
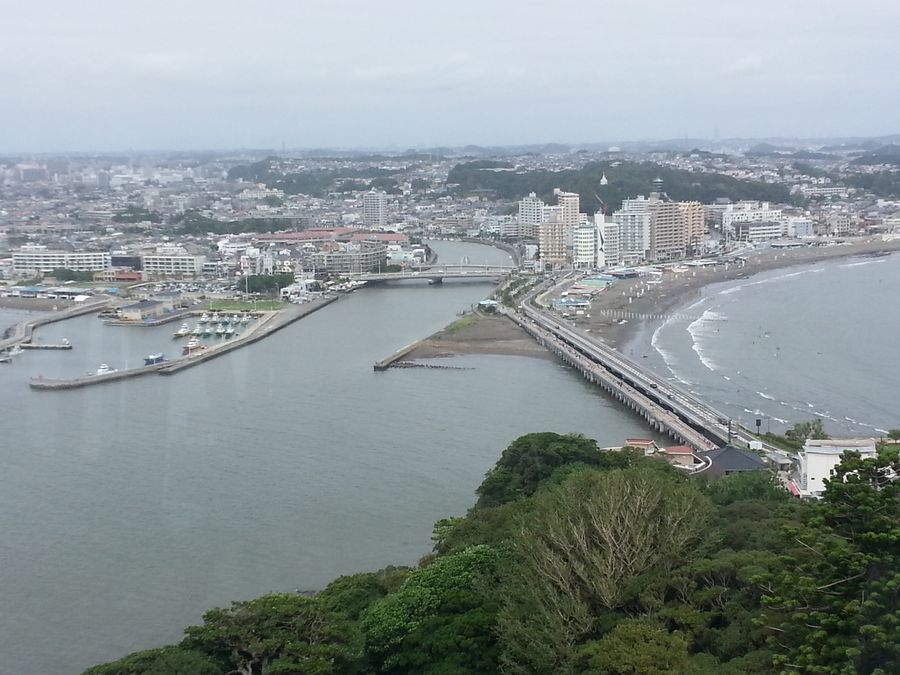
182,337,206,355
143,353,166,366
173,323,191,338
93,363,117,376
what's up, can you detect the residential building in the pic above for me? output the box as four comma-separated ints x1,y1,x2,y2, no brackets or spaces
720,201,783,239
362,190,387,227
538,209,569,268
825,213,855,236
612,197,651,264
734,221,786,242
12,248,112,275
141,255,206,279
517,192,545,239
308,241,387,274
599,218,621,268
784,216,815,238
795,438,877,499
695,446,769,477
573,222,604,270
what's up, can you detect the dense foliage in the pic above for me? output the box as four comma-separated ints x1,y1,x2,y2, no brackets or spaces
446,161,795,213
86,434,900,675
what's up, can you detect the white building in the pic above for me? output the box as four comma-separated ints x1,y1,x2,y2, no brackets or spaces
141,255,206,278
573,222,604,270
784,217,815,238
599,217,620,268
734,221,786,242
721,201,783,234
362,190,387,227
517,192,545,239
796,438,877,499
612,197,651,264
12,248,111,275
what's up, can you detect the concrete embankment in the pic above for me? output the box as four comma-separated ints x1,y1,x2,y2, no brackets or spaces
373,340,423,371
28,296,338,390
0,297,112,351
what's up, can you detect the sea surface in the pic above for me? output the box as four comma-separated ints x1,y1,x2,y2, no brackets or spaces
0,241,657,675
624,251,900,437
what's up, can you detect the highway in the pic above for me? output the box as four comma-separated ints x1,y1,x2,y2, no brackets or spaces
511,277,766,450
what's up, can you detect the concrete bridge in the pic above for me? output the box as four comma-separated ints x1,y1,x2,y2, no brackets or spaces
351,265,516,283
512,281,759,450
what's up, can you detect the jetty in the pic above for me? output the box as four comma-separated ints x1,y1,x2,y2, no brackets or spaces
0,297,111,352
19,342,73,350
28,296,338,390
373,340,422,371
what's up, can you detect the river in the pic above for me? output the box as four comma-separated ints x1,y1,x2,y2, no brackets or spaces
0,241,656,675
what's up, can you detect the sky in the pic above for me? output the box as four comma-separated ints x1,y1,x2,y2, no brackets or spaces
2,0,899,152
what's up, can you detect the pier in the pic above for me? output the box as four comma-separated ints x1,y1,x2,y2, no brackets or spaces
28,296,338,390
373,340,422,371
0,297,111,352
19,343,73,350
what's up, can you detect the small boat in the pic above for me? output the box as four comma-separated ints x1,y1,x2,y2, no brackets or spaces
215,325,226,336
173,323,191,338
201,325,213,337
143,353,166,366
94,363,117,376
240,315,250,325
191,325,202,336
198,313,210,324
231,314,240,324
0,354,11,364
182,337,206,355
224,326,235,337
8,345,24,356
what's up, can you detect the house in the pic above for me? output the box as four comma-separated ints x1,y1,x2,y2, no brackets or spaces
119,300,169,322
793,438,877,498
659,445,696,467
622,438,660,455
695,445,768,477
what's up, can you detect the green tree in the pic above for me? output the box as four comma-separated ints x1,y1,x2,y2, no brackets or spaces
361,545,502,673
784,419,829,441
82,647,223,675
577,619,689,674
761,451,900,674
497,468,712,674
317,567,410,621
475,432,634,508
183,594,355,675
886,429,900,441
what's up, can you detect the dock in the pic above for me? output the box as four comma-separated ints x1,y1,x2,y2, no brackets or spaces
28,296,338,390
19,343,73,350
373,340,422,371
0,297,111,352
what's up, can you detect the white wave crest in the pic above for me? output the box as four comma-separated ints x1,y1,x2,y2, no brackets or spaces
686,310,726,372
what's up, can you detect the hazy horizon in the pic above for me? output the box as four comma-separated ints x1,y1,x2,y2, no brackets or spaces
3,0,899,153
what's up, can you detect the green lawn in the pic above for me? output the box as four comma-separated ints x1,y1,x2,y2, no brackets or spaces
207,300,284,311
443,314,480,334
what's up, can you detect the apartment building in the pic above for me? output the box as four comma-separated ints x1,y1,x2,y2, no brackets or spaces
613,197,651,264
517,192,545,238
362,190,387,227
141,255,206,278
12,248,112,275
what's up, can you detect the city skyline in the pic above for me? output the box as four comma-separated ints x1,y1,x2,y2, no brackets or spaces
2,0,900,153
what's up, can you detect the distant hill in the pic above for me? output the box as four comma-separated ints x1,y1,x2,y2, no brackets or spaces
850,144,900,166
446,160,795,213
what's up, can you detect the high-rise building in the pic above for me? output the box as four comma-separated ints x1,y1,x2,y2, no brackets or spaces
648,200,703,261
599,217,620,268
517,192,545,238
538,209,569,268
362,190,387,227
554,189,580,227
612,196,652,264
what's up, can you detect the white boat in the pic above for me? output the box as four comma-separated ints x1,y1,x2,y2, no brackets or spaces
199,313,210,324
8,345,24,356
231,314,240,323
182,337,206,355
215,324,226,336
240,315,250,325
191,325,202,336
224,326,235,337
94,363,117,376
173,323,191,338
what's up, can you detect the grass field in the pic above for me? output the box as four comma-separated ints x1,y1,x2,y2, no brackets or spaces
207,300,284,311
443,314,480,334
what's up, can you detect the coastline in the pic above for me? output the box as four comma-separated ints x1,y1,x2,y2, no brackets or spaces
406,312,553,361
583,237,900,350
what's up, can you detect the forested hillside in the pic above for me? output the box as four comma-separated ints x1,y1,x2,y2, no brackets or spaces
85,433,900,675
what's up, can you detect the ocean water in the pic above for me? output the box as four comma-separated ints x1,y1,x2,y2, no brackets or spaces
0,241,658,675
627,252,900,437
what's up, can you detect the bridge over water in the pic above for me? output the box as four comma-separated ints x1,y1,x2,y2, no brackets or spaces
351,265,516,283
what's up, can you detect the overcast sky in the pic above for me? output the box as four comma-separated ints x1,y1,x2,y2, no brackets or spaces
2,0,899,152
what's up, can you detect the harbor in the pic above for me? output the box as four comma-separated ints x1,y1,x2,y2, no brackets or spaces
26,296,338,389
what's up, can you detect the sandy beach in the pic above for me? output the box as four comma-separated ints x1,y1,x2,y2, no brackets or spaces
574,237,900,349
407,236,900,363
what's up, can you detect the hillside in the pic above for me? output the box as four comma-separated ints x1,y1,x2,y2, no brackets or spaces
446,161,795,213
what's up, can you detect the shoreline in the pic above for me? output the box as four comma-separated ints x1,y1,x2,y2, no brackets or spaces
406,312,553,361
581,237,900,350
